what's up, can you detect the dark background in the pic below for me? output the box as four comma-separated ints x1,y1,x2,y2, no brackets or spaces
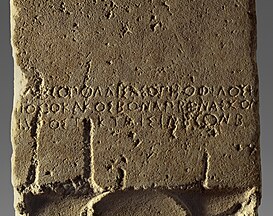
1,0,272,215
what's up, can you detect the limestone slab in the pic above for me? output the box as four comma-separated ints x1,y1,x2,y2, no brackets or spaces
11,0,261,215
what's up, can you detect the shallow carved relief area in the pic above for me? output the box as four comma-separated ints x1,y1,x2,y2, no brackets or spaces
11,0,261,215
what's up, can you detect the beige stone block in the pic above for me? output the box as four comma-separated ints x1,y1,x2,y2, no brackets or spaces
11,0,261,215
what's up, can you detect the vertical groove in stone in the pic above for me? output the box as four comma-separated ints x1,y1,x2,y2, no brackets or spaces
201,150,210,189
25,109,40,186
83,118,92,180
26,76,42,187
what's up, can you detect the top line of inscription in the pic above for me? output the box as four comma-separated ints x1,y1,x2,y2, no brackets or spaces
23,82,256,100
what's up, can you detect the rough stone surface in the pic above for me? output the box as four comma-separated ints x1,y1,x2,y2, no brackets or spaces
11,0,261,215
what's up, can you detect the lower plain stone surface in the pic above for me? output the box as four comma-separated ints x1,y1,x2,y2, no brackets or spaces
11,0,261,215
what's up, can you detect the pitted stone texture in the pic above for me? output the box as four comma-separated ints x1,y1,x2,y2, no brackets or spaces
11,0,261,215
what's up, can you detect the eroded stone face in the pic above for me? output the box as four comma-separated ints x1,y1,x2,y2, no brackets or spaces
11,0,261,215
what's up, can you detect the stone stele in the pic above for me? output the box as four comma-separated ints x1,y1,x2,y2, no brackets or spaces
11,0,261,215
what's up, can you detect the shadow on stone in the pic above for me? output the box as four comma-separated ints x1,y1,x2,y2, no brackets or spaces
92,188,253,216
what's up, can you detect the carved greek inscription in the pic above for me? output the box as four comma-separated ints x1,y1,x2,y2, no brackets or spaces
23,83,255,100
20,82,256,138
